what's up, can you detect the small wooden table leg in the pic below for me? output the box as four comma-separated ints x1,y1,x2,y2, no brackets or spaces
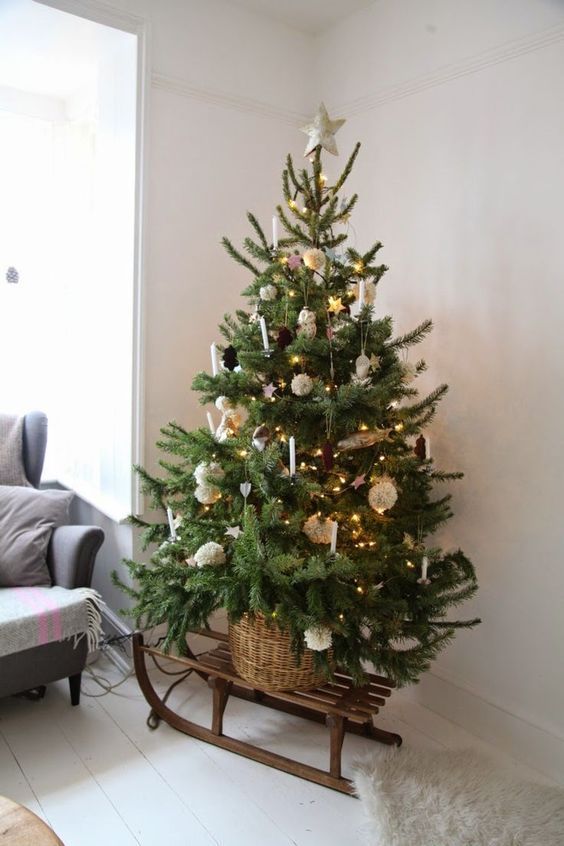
208,676,231,736
326,714,346,779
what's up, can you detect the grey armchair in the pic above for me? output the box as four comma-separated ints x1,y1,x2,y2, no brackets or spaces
0,411,104,705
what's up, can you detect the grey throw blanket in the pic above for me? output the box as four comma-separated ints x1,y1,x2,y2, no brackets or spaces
0,414,30,486
0,586,104,658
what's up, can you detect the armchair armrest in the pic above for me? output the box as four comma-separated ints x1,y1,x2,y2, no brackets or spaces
47,525,104,589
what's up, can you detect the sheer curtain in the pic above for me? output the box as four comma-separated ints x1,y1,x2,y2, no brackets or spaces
0,102,135,520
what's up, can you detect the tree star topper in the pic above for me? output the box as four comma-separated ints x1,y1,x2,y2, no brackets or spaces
301,103,346,158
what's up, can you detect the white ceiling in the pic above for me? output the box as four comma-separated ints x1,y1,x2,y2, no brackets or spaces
227,0,376,35
0,0,132,100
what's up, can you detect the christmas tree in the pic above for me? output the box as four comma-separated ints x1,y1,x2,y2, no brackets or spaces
117,105,478,686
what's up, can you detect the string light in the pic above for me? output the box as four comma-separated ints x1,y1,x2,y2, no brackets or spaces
339,476,346,484
238,449,248,458
288,199,297,210
319,173,327,185
338,613,345,622
290,355,300,364
300,461,307,469
406,560,415,569
288,290,296,297
356,585,364,594
325,385,331,393
332,485,341,492
359,423,369,431
279,256,288,265
394,423,404,432
351,514,360,522
353,260,364,274
379,455,386,462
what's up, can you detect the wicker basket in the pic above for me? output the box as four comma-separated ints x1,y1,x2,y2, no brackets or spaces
229,613,329,692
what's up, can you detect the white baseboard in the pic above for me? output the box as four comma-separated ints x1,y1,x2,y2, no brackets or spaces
405,668,564,785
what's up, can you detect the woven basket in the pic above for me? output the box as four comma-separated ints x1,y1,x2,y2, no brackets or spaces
229,613,329,692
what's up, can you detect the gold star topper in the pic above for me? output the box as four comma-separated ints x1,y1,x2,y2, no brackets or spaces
327,296,345,315
301,103,346,158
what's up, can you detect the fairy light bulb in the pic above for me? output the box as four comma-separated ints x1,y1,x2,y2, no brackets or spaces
288,199,297,210
356,585,364,594
319,173,327,185
359,423,369,431
353,260,364,274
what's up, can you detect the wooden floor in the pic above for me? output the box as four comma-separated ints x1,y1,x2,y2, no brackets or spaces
0,653,550,846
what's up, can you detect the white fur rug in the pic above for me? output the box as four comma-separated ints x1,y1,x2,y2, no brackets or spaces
353,747,564,846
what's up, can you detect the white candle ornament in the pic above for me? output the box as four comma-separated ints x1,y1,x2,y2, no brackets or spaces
206,412,216,435
358,278,366,309
259,316,270,351
330,521,338,554
166,507,177,540
425,436,431,460
210,342,219,377
272,215,279,249
289,436,296,477
421,556,429,580
418,555,431,585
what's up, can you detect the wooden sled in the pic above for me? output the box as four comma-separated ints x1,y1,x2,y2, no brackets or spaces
132,629,402,796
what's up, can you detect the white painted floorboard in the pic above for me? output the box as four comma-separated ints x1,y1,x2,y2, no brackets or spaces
0,654,549,846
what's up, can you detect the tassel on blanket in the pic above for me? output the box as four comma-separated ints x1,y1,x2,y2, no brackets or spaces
74,588,105,653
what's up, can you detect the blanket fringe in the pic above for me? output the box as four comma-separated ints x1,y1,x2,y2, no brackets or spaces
74,588,105,652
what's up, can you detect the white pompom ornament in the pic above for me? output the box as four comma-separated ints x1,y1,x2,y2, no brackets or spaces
401,362,417,383
304,625,332,651
303,515,334,544
291,373,314,396
368,476,398,514
259,284,277,301
194,483,221,505
193,461,224,485
302,248,325,272
194,541,226,568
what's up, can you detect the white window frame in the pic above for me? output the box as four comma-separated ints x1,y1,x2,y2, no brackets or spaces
35,0,150,519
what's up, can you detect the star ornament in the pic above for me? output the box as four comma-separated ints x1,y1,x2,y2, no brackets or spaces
262,382,276,399
301,103,346,158
327,296,345,315
352,474,367,490
225,526,242,539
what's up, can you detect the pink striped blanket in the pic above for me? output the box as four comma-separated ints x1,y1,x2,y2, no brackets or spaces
0,586,104,658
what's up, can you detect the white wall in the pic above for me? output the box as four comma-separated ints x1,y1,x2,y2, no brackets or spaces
315,0,564,781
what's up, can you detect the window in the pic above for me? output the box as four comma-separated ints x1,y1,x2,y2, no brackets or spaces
0,10,139,520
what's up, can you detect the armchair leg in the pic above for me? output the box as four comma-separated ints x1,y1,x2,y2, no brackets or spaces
69,673,82,706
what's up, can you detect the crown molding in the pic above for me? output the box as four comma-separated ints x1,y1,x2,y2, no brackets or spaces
151,72,309,127
335,22,564,118
34,0,146,33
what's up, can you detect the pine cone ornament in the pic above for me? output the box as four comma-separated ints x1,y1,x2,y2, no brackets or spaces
222,345,239,371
